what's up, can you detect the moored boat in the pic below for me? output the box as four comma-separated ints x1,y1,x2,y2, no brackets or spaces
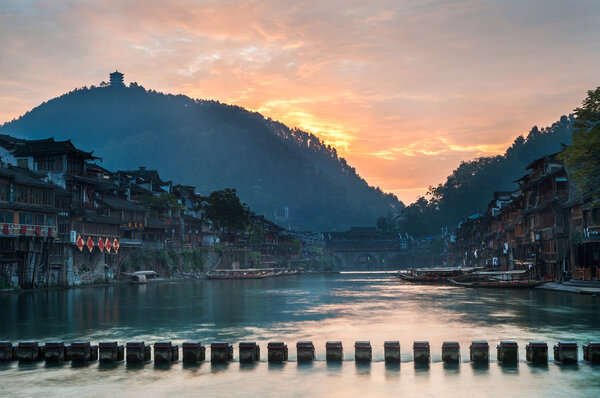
448,270,546,288
396,267,477,284
205,269,273,280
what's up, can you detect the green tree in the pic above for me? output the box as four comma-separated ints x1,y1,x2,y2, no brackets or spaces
376,215,389,232
203,189,250,235
559,87,600,195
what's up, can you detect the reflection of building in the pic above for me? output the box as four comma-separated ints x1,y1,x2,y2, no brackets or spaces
109,70,124,86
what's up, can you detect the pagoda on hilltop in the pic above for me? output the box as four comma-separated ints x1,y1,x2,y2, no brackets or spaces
109,70,125,86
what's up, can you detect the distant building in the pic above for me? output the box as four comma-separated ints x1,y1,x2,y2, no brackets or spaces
109,70,124,87
324,226,409,269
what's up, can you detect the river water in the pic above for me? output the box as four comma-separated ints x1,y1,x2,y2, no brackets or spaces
1,274,599,397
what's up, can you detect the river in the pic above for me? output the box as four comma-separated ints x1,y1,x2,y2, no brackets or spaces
1,274,599,397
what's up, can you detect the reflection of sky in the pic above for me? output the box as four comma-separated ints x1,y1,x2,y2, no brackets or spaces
2,1,600,203
1,276,600,396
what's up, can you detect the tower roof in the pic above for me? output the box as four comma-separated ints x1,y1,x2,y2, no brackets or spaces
109,70,125,86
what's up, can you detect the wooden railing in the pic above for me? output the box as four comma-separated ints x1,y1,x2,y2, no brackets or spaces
0,223,56,238
573,267,591,281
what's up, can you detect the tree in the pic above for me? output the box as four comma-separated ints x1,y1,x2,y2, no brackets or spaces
376,216,389,232
202,189,250,235
559,87,600,195
139,193,183,218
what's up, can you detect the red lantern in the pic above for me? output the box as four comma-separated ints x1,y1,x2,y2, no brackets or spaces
86,236,94,252
35,226,41,236
113,238,119,253
105,238,112,253
20,225,27,235
3,224,8,235
98,237,105,252
76,235,84,252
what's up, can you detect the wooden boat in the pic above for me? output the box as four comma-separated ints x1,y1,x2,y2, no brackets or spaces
396,267,476,284
205,269,273,280
449,270,546,288
130,274,147,284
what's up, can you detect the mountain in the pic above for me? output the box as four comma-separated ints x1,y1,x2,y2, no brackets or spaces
0,81,401,231
402,115,574,237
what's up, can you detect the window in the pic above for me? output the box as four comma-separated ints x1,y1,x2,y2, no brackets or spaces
19,213,33,225
14,186,28,204
34,214,44,226
0,211,13,223
46,216,56,226
0,184,8,201
592,208,600,226
35,155,63,171
17,159,29,169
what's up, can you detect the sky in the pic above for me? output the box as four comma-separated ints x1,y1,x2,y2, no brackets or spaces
1,0,599,204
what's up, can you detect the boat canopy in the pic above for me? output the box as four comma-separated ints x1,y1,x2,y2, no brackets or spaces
413,267,476,273
473,270,527,276
133,270,158,277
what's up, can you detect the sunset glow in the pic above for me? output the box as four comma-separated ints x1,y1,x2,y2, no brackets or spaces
1,0,599,203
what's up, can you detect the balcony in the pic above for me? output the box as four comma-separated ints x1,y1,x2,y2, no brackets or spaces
0,223,56,238
119,238,142,247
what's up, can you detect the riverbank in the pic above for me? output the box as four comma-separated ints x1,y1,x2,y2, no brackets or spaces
536,282,600,295
0,276,187,294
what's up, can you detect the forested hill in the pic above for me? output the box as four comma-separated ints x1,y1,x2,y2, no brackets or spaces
0,82,401,231
402,115,574,237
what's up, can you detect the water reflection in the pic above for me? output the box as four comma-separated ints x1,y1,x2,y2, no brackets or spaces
470,362,489,374
354,362,371,376
1,275,600,397
442,362,460,374
499,363,519,375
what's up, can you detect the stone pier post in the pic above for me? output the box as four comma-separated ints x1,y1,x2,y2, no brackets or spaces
17,341,40,363
583,342,600,363
154,341,177,363
497,341,518,363
99,342,124,363
44,342,65,363
413,341,430,363
267,342,288,362
182,342,205,364
354,341,372,363
239,342,260,363
526,342,547,363
71,342,92,363
384,341,400,363
441,341,460,363
469,341,489,363
126,342,151,363
553,341,578,363
211,342,233,363
326,341,343,362
0,341,15,362
296,341,315,362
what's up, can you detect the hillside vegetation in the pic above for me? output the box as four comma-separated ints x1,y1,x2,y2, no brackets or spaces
1,82,401,231
401,115,574,237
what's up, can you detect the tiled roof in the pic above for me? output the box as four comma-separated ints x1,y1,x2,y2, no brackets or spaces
13,138,98,159
100,196,145,212
0,166,57,189
83,211,122,225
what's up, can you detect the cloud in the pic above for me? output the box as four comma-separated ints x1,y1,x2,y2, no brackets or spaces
1,0,599,204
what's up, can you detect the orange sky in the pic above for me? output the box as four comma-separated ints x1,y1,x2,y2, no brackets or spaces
1,0,599,204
